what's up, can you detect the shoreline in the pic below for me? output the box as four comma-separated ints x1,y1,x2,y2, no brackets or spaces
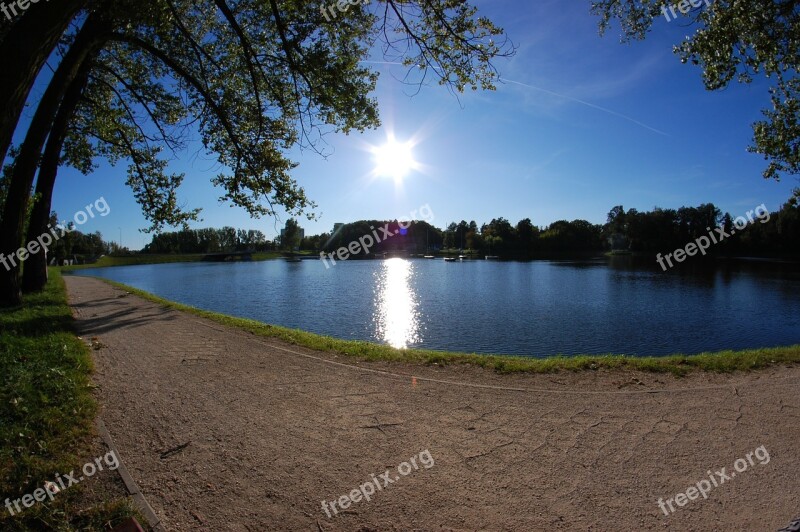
69,273,800,376
60,274,800,530
61,251,800,272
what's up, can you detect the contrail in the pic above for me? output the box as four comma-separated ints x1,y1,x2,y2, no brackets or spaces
500,77,669,136
359,60,405,66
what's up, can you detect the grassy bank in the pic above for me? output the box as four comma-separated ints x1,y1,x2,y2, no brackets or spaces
0,270,135,530
61,251,286,271
90,277,800,377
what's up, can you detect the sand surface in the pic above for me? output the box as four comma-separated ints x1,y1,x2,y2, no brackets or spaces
65,275,799,531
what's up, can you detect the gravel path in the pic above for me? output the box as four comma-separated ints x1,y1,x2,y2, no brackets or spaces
65,275,799,531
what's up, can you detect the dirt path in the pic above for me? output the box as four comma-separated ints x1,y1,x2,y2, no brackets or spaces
64,275,799,531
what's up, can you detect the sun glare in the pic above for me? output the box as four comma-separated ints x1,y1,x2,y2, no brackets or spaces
371,137,417,181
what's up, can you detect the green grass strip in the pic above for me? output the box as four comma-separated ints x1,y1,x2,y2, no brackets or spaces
0,270,136,531
61,251,289,271
86,275,800,377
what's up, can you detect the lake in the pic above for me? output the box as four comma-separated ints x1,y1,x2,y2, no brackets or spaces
72,256,800,358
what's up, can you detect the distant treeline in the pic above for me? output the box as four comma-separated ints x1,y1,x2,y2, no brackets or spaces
603,200,799,257
307,192,800,259
139,192,800,259
142,227,272,254
36,212,113,264
315,220,444,256
306,218,608,257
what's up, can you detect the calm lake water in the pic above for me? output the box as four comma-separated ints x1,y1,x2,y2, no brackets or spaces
73,257,800,357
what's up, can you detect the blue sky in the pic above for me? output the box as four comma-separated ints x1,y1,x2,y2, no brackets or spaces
45,0,798,249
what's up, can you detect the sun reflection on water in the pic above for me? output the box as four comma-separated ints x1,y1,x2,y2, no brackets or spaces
374,258,419,349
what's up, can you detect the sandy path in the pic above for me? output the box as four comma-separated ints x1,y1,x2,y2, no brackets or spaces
64,275,799,531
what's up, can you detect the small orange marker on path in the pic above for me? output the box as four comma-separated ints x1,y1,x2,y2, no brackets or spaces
412,376,417,387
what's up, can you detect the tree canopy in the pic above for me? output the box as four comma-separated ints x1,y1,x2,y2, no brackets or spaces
0,0,514,305
591,0,800,180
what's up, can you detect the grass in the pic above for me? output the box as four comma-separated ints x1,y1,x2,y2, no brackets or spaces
0,270,137,531
61,251,286,271
91,277,800,377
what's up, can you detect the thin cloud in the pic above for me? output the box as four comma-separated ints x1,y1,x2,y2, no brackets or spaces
525,148,569,181
500,77,669,136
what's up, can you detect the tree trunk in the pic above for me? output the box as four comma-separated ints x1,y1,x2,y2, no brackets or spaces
0,0,91,166
22,62,94,293
0,13,109,307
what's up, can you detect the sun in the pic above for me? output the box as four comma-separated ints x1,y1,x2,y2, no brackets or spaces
371,137,417,181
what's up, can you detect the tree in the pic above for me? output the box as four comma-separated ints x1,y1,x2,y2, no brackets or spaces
515,218,538,257
0,0,92,167
465,220,481,250
591,0,800,180
605,205,628,250
443,222,458,249
482,217,515,255
606,205,626,233
280,219,302,251
0,159,10,221
0,0,514,306
2,1,187,297
0,5,118,300
21,14,203,291
456,220,469,249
